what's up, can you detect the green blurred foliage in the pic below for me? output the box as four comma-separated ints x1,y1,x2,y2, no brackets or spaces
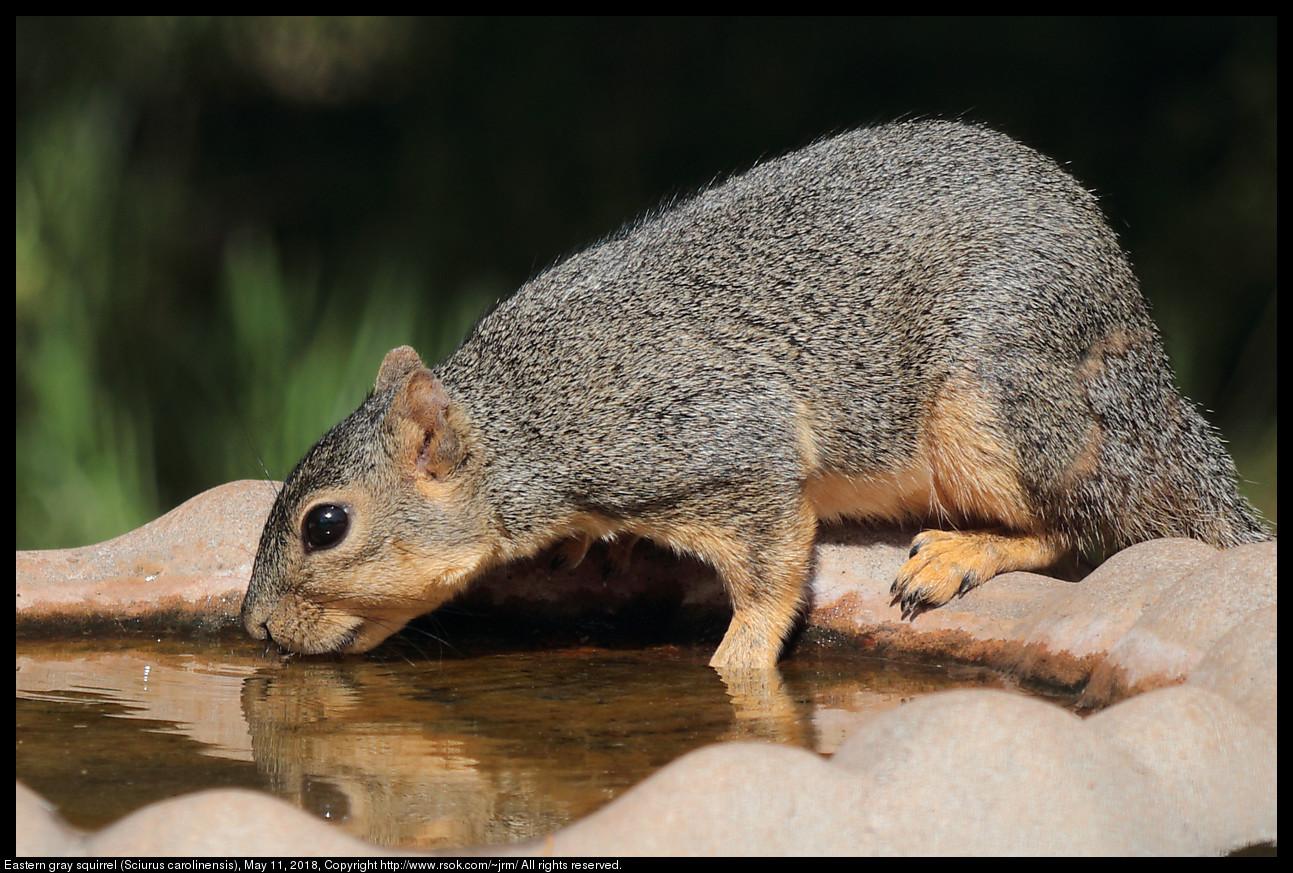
16,17,1276,549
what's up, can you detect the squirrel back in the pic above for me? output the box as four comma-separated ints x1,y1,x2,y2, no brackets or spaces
241,120,1268,668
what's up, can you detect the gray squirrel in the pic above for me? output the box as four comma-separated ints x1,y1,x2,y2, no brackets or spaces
241,120,1268,670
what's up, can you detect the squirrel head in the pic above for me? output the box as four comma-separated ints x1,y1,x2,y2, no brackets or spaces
241,346,496,654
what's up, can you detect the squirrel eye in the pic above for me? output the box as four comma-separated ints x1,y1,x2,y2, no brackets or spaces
304,504,349,551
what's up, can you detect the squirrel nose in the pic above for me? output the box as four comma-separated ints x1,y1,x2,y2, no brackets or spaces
240,594,270,640
245,616,269,640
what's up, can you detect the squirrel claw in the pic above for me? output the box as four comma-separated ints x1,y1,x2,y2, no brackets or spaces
890,583,934,621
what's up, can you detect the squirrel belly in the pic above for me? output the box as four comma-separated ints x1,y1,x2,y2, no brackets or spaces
240,120,1268,670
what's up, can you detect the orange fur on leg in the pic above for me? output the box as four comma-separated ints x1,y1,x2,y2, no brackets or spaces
890,528,1068,619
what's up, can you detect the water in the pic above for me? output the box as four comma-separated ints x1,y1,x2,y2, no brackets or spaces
16,634,1065,850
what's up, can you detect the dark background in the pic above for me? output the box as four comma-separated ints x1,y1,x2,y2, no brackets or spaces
16,17,1276,549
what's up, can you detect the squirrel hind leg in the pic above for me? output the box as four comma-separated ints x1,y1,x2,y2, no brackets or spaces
889,528,1069,619
882,377,1075,618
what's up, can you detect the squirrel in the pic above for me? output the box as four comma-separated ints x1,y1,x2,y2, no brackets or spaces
240,120,1269,671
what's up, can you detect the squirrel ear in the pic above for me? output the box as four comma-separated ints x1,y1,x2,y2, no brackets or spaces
375,345,426,393
382,348,463,480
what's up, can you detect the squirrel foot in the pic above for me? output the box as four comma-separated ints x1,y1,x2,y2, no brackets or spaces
890,528,1067,620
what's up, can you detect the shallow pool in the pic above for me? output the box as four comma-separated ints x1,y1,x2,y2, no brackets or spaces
16,633,1071,850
